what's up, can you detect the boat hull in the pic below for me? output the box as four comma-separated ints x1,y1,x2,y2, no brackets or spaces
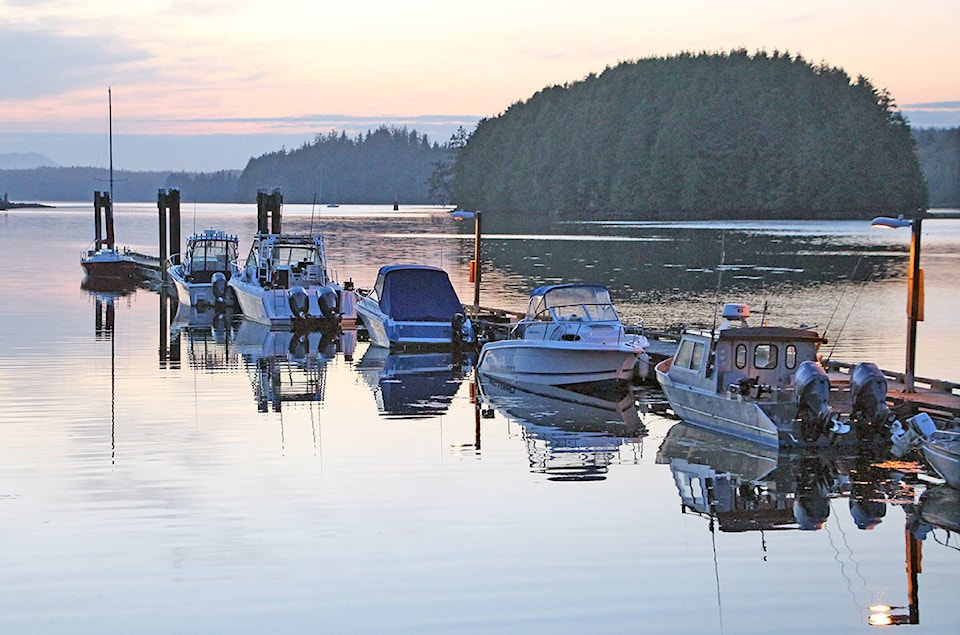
82,249,161,283
356,302,462,348
168,265,232,308
656,363,785,447
477,338,641,387
921,431,960,489
230,279,335,327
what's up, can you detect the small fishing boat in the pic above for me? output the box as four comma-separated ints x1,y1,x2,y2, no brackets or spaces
476,283,647,390
922,430,960,488
166,229,239,309
355,264,475,349
898,412,960,489
655,303,897,447
228,189,355,329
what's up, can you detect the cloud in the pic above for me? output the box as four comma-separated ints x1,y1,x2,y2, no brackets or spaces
900,101,960,128
0,27,151,99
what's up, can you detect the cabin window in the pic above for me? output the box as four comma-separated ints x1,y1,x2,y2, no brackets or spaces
735,344,747,369
675,339,706,372
785,345,797,369
754,344,777,370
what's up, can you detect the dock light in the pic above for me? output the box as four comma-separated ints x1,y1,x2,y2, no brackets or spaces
871,213,923,392
452,210,482,310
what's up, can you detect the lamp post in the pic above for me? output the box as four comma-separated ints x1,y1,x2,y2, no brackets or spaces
451,209,482,311
871,213,922,392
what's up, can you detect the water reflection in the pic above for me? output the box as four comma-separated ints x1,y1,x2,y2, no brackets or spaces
233,320,343,412
477,375,646,481
355,345,472,418
656,421,960,627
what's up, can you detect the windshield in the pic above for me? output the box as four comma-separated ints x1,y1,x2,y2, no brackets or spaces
526,286,619,321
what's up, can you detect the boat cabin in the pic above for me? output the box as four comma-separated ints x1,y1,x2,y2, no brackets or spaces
241,234,329,289
524,284,620,323
668,326,824,395
183,230,238,283
368,265,464,322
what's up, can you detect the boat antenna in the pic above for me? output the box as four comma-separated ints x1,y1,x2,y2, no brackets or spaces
310,192,318,234
710,229,726,334
709,514,725,634
822,253,864,337
824,269,870,363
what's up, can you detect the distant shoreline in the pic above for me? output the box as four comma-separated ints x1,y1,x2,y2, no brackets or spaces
0,201,55,211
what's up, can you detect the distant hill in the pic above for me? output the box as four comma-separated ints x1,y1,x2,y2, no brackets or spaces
452,50,928,219
0,152,59,169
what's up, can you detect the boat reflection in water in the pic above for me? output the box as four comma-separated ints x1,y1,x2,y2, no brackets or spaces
477,375,646,481
166,302,238,372
355,344,471,418
656,421,960,626
234,319,349,412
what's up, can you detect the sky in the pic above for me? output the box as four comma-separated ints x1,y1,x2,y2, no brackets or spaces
1,0,959,171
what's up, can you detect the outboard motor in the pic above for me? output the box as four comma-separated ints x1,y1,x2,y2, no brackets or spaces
288,286,310,320
317,285,339,320
451,313,476,351
849,362,900,440
212,272,228,313
794,360,849,441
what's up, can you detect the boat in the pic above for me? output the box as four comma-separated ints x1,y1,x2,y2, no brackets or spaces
654,302,899,447
355,264,475,349
921,429,960,489
896,412,960,489
80,89,161,287
475,283,647,390
228,189,355,329
166,229,239,309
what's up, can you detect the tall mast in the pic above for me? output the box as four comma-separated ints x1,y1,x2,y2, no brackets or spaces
108,87,114,206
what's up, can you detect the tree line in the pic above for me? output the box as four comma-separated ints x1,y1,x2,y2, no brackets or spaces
2,51,957,216
450,50,929,219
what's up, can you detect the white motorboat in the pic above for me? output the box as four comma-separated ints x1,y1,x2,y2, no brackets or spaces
355,264,475,349
228,190,355,329
655,303,898,447
895,412,960,489
166,229,239,309
476,283,647,389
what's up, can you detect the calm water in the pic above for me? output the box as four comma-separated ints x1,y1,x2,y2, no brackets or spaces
1,203,959,633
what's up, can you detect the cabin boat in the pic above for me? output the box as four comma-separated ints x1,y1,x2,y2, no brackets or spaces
228,189,355,330
355,264,475,349
229,232,347,328
166,229,239,309
655,303,898,447
476,283,647,390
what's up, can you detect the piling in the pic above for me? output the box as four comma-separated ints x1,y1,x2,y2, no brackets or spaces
257,188,283,234
157,189,181,275
94,191,115,250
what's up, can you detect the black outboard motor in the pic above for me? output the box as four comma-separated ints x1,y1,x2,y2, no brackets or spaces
288,286,310,320
849,362,899,439
212,272,228,313
794,360,848,441
451,313,476,351
317,285,339,320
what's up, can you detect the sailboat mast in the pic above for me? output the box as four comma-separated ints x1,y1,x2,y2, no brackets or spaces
108,87,114,206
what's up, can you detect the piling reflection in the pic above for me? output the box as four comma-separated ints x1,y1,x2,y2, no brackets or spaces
477,375,646,481
355,344,472,418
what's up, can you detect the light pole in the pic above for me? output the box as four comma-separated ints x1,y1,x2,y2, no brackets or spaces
452,210,482,311
871,213,922,392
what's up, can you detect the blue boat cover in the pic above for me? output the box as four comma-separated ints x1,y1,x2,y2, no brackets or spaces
376,265,464,321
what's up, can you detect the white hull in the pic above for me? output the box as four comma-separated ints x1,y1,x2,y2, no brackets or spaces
168,266,228,308
477,338,641,387
921,431,960,489
230,279,329,326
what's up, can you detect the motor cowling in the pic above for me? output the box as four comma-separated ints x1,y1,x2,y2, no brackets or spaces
288,286,310,319
317,285,338,320
849,362,899,439
212,272,228,312
451,313,475,349
794,360,839,441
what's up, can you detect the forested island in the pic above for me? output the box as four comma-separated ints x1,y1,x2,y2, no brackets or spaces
451,50,928,218
2,51,958,219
